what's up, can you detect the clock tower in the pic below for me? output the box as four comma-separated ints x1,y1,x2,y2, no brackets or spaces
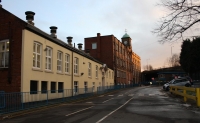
122,32,131,47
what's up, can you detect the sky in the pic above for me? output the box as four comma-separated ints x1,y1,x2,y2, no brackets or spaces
2,0,199,71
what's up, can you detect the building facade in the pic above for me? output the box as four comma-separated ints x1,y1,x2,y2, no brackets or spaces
84,33,141,85
0,6,114,94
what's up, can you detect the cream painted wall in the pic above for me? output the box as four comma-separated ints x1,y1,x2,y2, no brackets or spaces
21,29,114,94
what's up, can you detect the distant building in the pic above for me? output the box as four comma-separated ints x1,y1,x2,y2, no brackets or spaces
84,33,141,85
0,6,114,93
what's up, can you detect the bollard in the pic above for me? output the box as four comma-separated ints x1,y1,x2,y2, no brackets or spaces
197,88,200,107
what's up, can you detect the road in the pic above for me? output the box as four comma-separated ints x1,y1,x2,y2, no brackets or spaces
2,86,200,123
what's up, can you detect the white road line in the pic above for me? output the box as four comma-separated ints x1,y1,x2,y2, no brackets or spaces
149,94,155,96
65,106,94,117
99,95,104,97
118,94,123,96
96,97,133,123
102,98,114,103
108,95,114,96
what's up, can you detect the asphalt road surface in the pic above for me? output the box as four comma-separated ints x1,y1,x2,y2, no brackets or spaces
2,86,200,123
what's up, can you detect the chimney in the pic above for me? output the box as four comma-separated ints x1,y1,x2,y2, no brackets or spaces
67,36,73,46
77,43,83,50
25,11,35,25
0,0,2,8
50,26,57,38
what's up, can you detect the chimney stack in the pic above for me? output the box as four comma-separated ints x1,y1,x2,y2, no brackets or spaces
77,43,83,50
25,11,35,25
50,26,57,38
0,0,2,8
67,36,73,46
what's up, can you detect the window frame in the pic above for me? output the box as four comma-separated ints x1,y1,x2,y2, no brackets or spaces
57,51,63,72
65,53,70,74
33,42,42,69
74,57,78,75
45,47,52,71
92,43,97,49
88,62,91,77
0,39,9,68
95,65,98,78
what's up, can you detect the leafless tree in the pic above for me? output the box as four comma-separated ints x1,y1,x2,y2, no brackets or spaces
167,53,180,67
153,0,200,44
143,64,153,71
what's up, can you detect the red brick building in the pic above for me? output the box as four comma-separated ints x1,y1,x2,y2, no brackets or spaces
84,33,141,85
0,6,27,92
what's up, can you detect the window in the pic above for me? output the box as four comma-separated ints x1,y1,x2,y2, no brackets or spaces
0,40,9,68
117,70,120,77
92,43,97,49
109,71,111,78
84,82,88,92
99,82,101,87
51,82,56,93
116,44,118,51
88,62,91,77
95,65,98,78
30,80,38,94
74,57,78,74
92,82,95,91
65,54,70,73
74,81,78,93
41,81,47,94
33,42,41,68
58,82,63,93
45,47,52,70
57,51,62,72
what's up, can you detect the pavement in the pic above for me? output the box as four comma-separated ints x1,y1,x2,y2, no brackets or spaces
1,86,200,123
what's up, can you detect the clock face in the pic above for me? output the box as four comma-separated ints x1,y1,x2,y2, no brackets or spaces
124,41,128,45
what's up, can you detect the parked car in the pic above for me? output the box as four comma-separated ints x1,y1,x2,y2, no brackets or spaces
163,78,191,91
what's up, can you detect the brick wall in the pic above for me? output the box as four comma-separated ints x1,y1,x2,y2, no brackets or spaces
0,7,26,92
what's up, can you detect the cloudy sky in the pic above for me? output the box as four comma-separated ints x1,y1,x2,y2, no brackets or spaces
2,0,199,71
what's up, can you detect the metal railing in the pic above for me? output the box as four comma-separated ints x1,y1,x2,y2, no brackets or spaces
170,86,200,107
0,85,138,115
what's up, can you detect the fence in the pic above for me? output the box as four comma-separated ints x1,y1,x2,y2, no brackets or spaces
170,86,200,107
0,85,138,115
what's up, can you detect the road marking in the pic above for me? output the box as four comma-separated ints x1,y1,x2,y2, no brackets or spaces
86,102,93,103
102,98,114,103
138,94,144,96
108,95,114,96
149,94,155,96
99,95,104,97
118,94,123,96
128,94,134,96
65,106,94,117
96,97,133,123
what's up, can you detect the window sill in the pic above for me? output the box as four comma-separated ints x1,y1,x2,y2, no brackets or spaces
88,76,92,79
74,74,80,77
45,70,54,73
32,68,43,72
65,73,71,76
57,72,64,75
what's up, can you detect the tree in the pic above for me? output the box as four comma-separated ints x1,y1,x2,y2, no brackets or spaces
180,38,200,74
180,39,191,73
153,0,200,43
167,54,180,67
143,64,153,71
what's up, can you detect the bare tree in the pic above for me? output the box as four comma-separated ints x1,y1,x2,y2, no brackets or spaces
143,64,153,71
153,0,200,43
167,53,180,67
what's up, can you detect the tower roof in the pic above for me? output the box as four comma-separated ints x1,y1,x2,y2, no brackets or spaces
122,33,130,38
